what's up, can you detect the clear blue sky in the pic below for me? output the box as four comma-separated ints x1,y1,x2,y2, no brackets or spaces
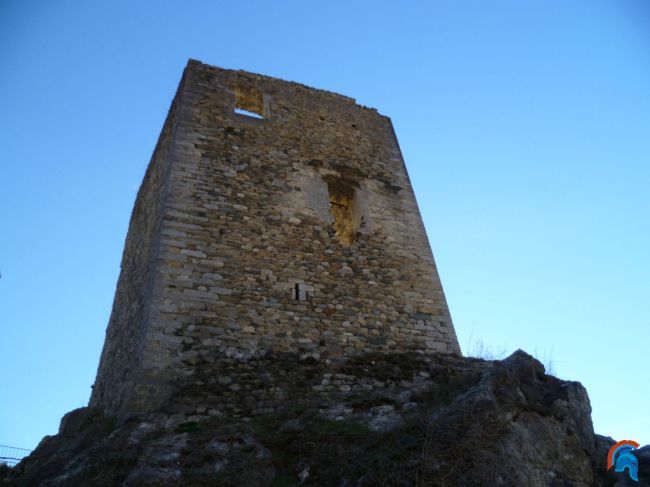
1,0,649,451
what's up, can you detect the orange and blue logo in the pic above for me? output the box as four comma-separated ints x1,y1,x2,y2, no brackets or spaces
607,440,640,482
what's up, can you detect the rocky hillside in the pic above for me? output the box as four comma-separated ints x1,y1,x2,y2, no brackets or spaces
2,351,646,486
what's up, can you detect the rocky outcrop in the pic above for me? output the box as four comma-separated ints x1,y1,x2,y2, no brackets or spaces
2,351,643,486
415,352,579,485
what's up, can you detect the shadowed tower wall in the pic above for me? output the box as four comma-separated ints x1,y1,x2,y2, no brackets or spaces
90,60,461,418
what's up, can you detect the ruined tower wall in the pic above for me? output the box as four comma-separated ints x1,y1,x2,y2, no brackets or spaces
91,60,460,417
90,75,187,412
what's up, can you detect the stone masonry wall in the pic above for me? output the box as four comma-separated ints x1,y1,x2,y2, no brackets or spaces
89,72,188,413
92,60,461,417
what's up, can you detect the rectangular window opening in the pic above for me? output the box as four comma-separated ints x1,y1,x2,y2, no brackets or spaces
234,86,266,119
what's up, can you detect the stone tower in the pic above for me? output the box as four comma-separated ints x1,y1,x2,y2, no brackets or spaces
90,60,460,418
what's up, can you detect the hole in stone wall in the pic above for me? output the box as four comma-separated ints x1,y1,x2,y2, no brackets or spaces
325,177,360,246
233,86,265,119
234,107,263,119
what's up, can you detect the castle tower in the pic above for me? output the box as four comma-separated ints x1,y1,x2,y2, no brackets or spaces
90,60,460,418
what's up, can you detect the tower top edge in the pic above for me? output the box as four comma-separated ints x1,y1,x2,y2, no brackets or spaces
185,59,388,119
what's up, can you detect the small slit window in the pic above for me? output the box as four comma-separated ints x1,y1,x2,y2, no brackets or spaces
234,86,266,119
292,283,311,301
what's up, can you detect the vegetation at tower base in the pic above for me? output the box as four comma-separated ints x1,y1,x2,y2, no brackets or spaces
4,350,646,486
